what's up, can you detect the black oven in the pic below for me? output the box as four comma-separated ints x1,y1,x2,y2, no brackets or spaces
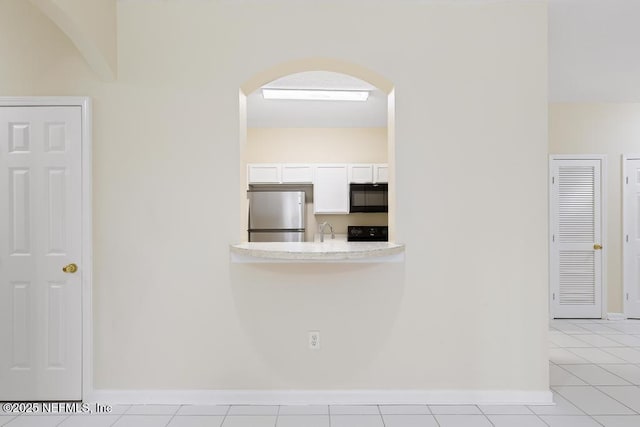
349,183,388,213
348,226,388,242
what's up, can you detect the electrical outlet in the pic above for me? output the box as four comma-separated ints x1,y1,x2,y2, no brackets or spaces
308,331,320,350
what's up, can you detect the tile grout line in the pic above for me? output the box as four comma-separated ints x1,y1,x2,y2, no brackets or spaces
594,384,640,415
377,404,386,427
598,345,640,365
551,347,590,364
556,360,636,387
548,386,589,416
562,331,626,336
54,414,70,427
109,407,128,427
568,323,640,336
597,362,640,385
163,405,179,427
552,363,589,386
471,405,496,427
553,372,640,418
530,410,552,427
483,411,496,427
548,384,632,387
220,404,232,427
588,416,607,427
554,344,627,349
554,363,632,366
595,334,640,346
560,346,628,365
432,411,442,427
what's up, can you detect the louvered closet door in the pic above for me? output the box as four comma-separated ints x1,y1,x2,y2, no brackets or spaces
550,159,603,318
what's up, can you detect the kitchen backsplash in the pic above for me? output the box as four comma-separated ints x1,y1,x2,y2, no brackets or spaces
309,211,387,241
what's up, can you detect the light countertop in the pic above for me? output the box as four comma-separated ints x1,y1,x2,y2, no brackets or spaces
230,238,404,263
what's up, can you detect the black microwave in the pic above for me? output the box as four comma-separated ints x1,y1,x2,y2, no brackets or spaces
349,183,388,213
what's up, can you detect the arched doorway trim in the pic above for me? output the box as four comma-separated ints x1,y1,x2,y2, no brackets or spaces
240,57,393,96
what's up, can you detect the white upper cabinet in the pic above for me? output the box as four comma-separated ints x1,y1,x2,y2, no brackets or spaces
248,163,388,184
313,164,349,214
349,164,374,183
374,164,389,183
349,163,388,183
248,163,281,183
281,164,314,183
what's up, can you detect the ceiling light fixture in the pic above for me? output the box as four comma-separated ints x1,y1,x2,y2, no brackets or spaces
262,88,369,101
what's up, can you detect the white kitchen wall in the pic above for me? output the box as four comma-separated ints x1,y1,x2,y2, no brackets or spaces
0,0,549,398
246,128,387,164
550,103,640,314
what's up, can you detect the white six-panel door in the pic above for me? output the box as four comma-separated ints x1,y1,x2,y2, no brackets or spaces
550,158,604,319
0,106,82,400
623,158,640,319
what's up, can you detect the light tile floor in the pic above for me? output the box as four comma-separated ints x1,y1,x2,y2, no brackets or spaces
3,319,640,427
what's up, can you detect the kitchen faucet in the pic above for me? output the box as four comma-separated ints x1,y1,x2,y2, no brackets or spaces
318,221,335,242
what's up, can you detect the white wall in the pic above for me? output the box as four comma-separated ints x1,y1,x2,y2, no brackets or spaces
246,128,387,164
0,0,549,397
550,103,640,314
0,0,95,92
28,0,117,80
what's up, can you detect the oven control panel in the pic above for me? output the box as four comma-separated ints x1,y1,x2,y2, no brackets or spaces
347,226,388,242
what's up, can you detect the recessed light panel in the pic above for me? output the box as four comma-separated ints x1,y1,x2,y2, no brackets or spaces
262,89,369,101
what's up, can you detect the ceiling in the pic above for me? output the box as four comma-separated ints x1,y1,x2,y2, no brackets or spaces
549,0,640,102
247,72,387,128
247,0,640,127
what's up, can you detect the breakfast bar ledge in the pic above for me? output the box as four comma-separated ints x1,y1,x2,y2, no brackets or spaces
230,241,405,263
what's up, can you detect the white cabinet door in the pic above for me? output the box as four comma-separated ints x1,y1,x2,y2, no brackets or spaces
374,164,389,183
248,163,281,183
624,158,640,318
282,164,313,183
0,106,83,400
550,158,604,319
349,164,373,183
313,165,349,214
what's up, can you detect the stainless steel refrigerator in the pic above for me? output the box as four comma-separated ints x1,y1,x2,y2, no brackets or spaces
248,191,306,242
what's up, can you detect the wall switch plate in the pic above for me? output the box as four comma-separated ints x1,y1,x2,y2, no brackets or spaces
308,331,320,350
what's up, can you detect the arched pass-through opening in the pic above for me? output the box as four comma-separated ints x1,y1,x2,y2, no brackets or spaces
238,58,397,242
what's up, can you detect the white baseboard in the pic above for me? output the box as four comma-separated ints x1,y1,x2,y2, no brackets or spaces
607,312,627,321
86,389,553,406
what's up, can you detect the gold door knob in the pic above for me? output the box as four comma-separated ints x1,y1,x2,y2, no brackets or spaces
62,263,78,273
594,244,603,250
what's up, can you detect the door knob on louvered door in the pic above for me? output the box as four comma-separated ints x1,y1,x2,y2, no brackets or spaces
594,244,603,250
62,263,78,273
